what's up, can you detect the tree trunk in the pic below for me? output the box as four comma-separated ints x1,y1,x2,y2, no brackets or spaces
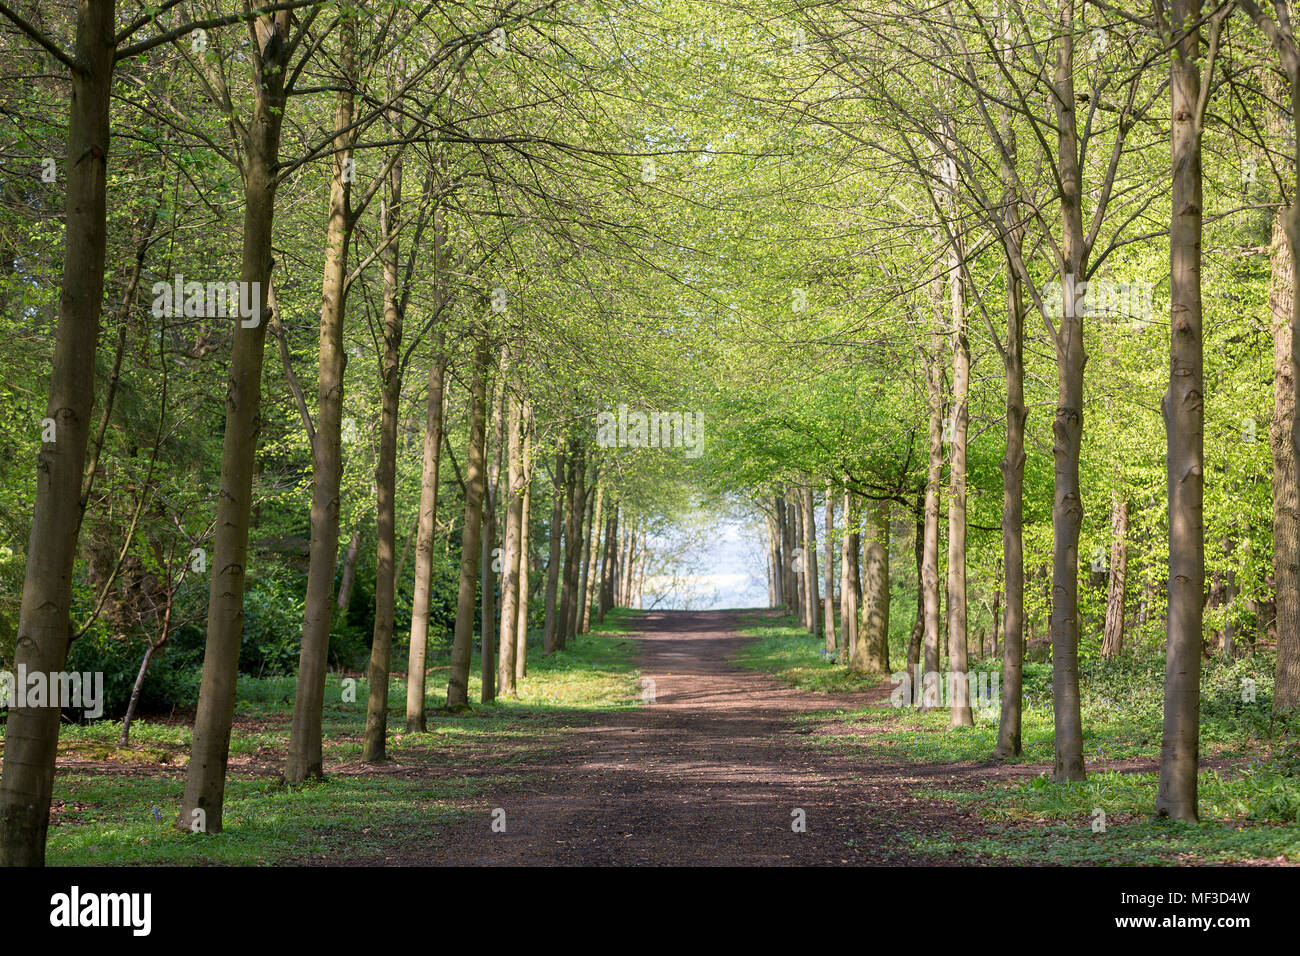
1047,12,1088,782
922,306,945,703
581,483,603,633
287,22,357,780
599,504,617,621
854,498,891,674
992,115,1025,765
180,12,292,832
1101,494,1129,659
636,524,648,607
906,496,924,675
336,524,362,612
801,485,820,639
560,442,585,647
1270,168,1300,710
362,154,405,761
947,224,972,727
790,494,800,629
775,495,790,609
1156,0,1204,821
515,412,533,680
823,483,837,654
839,490,857,663
404,342,446,731
479,373,504,704
446,332,490,710
0,0,116,865
497,370,524,697
771,501,785,609
542,441,565,654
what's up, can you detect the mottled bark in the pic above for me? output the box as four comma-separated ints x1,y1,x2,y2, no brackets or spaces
362,153,405,761
854,498,891,674
1101,494,1128,659
823,484,837,653
0,0,117,864
287,19,357,781
497,374,523,697
404,342,446,731
446,333,490,710
336,524,362,612
839,490,857,663
180,12,292,831
581,483,603,634
515,418,533,679
542,442,565,654
1156,0,1205,821
479,374,504,704
1048,12,1087,782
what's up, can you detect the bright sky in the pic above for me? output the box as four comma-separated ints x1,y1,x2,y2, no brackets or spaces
642,516,768,610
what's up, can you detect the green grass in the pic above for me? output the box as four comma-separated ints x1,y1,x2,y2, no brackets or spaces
34,611,643,865
732,615,886,693
905,819,1300,865
46,773,487,866
749,612,1300,864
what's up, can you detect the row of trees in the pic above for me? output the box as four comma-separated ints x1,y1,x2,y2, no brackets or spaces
700,0,1300,825
0,0,703,866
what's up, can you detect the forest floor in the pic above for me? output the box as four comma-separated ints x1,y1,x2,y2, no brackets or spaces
29,608,1300,865
365,608,1300,866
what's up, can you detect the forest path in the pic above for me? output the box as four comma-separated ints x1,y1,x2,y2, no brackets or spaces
388,608,988,865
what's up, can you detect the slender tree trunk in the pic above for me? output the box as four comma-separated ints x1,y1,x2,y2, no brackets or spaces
404,341,446,731
771,502,785,609
497,370,523,697
792,490,806,627
636,524,648,607
121,571,182,748
287,22,356,780
994,140,1028,754
336,524,362,612
1156,0,1205,821
542,442,565,654
617,515,630,607
560,442,585,647
180,13,291,832
854,498,891,674
515,413,533,680
774,495,789,609
839,490,856,663
1047,11,1087,781
823,483,837,654
923,310,945,703
801,485,820,638
599,504,617,621
581,483,603,633
480,374,504,704
907,496,925,675
446,332,490,710
403,157,452,718
362,154,405,761
947,223,972,726
1101,494,1129,659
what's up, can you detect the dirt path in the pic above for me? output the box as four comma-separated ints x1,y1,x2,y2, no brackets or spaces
388,608,990,865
